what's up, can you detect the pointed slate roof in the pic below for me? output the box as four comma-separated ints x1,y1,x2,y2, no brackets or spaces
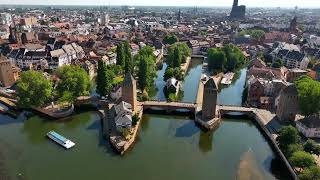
204,78,217,90
123,73,135,85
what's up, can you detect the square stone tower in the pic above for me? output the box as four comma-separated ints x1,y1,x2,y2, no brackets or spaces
122,73,137,113
276,84,299,121
0,55,15,87
202,78,218,120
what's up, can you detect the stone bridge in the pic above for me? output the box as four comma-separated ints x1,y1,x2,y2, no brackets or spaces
141,101,255,115
141,101,197,113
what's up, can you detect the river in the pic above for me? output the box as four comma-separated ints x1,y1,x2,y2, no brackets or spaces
0,58,290,180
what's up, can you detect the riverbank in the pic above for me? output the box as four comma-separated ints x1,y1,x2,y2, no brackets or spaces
109,105,143,155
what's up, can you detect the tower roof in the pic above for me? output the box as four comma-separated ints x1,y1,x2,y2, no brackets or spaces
204,78,217,90
123,73,135,85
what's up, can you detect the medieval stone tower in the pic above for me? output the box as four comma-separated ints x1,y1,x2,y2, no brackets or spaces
122,73,137,113
276,84,299,121
202,78,218,120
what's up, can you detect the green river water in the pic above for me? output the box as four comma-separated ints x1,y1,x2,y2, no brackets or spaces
0,59,290,180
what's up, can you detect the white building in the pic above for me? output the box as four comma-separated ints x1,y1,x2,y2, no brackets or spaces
296,113,320,138
49,49,69,69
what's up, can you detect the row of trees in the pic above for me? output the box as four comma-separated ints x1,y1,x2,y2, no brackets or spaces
116,41,133,74
207,44,245,73
277,126,320,179
294,76,320,116
237,29,266,42
16,66,91,108
135,46,157,93
166,42,191,68
163,34,179,45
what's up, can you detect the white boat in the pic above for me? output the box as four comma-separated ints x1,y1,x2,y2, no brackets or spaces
221,72,235,85
47,131,75,149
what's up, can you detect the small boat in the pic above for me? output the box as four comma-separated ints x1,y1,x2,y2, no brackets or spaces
221,72,235,85
47,131,75,149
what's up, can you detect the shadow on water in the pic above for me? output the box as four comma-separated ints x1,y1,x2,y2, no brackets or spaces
0,114,25,126
175,121,200,138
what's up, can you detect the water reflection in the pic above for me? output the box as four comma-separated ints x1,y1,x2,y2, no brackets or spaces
236,150,264,180
198,131,213,153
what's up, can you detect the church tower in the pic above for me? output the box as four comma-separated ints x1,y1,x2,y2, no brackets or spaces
122,73,137,113
202,78,218,120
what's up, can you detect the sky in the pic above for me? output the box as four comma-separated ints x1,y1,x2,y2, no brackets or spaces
0,0,319,8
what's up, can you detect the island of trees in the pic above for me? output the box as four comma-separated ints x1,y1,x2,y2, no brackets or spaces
163,42,191,101
97,41,157,100
207,44,245,74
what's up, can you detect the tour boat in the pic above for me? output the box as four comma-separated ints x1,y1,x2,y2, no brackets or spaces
47,131,75,149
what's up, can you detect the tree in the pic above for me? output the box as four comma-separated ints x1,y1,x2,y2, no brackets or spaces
16,71,53,108
277,126,301,151
299,166,320,180
173,46,182,68
166,42,191,68
289,151,316,169
304,139,318,154
136,46,157,92
132,114,140,126
96,60,115,96
56,66,91,103
116,43,125,67
272,58,283,68
207,48,226,71
295,76,320,116
123,41,133,74
164,67,184,81
163,34,179,45
164,68,174,81
286,144,303,157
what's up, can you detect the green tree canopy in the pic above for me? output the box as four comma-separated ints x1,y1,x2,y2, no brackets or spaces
163,34,179,45
299,166,320,180
96,60,115,96
135,46,157,92
277,126,301,151
123,41,133,74
56,66,91,103
238,29,265,42
164,67,184,81
116,43,125,67
207,45,245,72
289,151,316,169
16,71,53,108
272,58,283,68
207,48,226,71
167,42,191,68
294,76,320,116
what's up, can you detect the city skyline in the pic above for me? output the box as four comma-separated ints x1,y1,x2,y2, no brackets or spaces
0,0,319,8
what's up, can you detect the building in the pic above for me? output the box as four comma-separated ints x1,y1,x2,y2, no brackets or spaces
0,13,12,25
111,86,122,101
100,14,110,26
286,68,308,82
202,78,218,120
20,17,38,27
247,79,265,107
122,73,137,113
165,77,180,95
49,49,69,69
276,84,299,121
0,55,15,87
114,101,133,129
296,113,320,138
230,0,246,19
